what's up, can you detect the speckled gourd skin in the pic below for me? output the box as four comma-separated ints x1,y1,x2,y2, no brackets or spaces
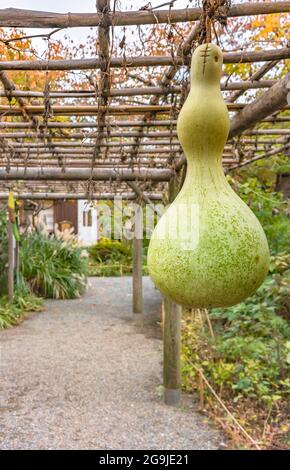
147,43,269,308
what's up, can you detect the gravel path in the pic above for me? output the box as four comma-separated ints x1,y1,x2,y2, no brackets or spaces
0,277,224,450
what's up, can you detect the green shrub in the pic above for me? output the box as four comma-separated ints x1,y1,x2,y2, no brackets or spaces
230,176,290,255
88,238,132,262
87,238,148,277
88,238,132,276
20,232,88,299
182,253,290,407
0,278,43,328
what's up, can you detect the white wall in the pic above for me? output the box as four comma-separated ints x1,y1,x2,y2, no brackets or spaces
77,200,98,246
35,202,54,232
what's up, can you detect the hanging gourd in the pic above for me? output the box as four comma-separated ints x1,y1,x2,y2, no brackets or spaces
148,44,269,308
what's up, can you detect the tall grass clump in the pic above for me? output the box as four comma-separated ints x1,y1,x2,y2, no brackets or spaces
0,274,43,328
88,237,133,276
20,231,88,299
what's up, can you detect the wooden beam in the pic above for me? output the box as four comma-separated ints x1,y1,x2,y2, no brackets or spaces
7,141,181,148
5,141,262,149
0,71,63,164
0,162,175,169
0,132,180,141
0,153,247,161
0,167,173,181
0,162,180,169
228,142,290,172
0,160,237,168
0,149,181,156
0,192,163,200
126,181,163,217
229,73,290,138
1,127,289,141
0,3,289,28
1,114,288,130
6,142,267,151
0,71,32,121
0,120,179,129
1,140,285,158
244,129,290,136
0,103,245,116
175,138,288,171
263,116,290,123
0,73,38,162
0,48,288,71
0,80,276,99
9,141,275,149
0,136,182,146
228,60,280,103
0,104,178,115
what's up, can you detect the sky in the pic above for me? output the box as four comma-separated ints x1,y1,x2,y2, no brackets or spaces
0,0,198,49
1,0,195,54
2,0,191,11
1,0,107,54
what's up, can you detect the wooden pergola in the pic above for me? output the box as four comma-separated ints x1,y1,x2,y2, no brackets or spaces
0,1,289,406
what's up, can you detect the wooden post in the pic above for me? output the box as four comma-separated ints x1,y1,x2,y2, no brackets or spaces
132,204,143,316
162,173,183,406
7,220,14,300
163,297,181,406
15,239,20,282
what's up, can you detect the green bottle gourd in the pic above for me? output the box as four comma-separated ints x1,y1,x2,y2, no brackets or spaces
147,44,270,308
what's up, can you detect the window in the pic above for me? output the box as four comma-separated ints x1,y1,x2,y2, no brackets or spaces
83,210,92,227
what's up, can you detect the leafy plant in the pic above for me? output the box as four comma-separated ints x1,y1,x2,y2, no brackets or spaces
181,252,290,443
88,238,148,277
229,176,290,255
88,237,132,263
0,278,43,328
20,232,88,299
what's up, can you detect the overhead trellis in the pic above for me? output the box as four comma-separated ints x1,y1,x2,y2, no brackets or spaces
0,0,289,201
